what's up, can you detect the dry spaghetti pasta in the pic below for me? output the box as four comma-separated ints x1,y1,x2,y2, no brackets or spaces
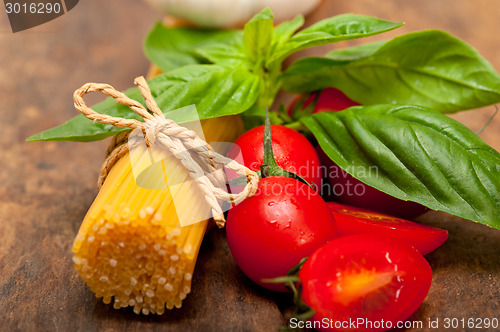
72,115,244,314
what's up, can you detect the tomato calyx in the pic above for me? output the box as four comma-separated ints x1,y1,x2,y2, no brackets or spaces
264,258,316,323
229,111,314,189
261,111,314,188
289,92,321,121
281,94,318,134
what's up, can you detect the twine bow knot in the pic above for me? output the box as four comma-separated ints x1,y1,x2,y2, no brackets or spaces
145,116,166,145
73,76,259,227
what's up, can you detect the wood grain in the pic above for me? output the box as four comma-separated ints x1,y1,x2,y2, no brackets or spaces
0,0,499,331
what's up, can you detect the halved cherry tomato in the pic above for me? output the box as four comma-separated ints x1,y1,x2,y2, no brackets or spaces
327,202,448,255
228,125,322,190
226,176,337,292
299,234,432,332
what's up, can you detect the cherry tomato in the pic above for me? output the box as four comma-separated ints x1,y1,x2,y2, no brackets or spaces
317,146,429,219
226,176,337,292
299,233,432,331
228,125,322,190
326,202,447,255
288,87,360,117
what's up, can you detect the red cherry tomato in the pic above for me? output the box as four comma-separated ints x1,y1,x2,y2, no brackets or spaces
226,176,337,292
326,202,448,255
299,234,432,331
316,146,429,219
228,125,322,190
288,87,360,117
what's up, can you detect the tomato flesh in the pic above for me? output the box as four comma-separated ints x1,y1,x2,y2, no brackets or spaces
327,202,448,255
226,176,337,292
228,125,322,191
299,234,432,331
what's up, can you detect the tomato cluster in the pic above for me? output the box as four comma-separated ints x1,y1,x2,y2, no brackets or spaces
225,88,448,331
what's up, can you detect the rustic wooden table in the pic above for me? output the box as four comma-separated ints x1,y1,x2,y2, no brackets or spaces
1,0,499,331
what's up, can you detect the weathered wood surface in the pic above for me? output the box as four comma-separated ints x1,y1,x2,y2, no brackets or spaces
0,0,499,331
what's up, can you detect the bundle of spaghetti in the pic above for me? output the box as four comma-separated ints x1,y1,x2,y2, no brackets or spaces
72,114,244,315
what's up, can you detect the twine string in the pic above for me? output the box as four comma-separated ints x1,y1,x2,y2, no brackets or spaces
73,76,259,227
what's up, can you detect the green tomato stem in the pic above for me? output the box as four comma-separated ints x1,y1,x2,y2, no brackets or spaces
263,111,279,167
260,111,313,189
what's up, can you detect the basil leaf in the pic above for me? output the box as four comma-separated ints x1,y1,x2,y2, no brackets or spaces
144,22,240,72
249,7,274,21
325,40,386,61
154,66,259,121
269,14,403,64
284,30,500,113
272,15,305,50
243,8,274,63
301,105,500,228
27,65,260,142
194,33,249,68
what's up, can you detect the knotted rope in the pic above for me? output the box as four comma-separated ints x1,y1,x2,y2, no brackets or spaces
73,76,259,227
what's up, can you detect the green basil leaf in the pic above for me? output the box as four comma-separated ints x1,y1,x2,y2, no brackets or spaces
154,66,259,121
269,14,403,64
282,55,349,90
249,7,274,21
283,57,349,89
144,22,240,72
325,40,386,61
194,33,249,68
243,8,274,63
27,65,260,142
284,30,500,113
272,15,305,50
301,105,500,228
